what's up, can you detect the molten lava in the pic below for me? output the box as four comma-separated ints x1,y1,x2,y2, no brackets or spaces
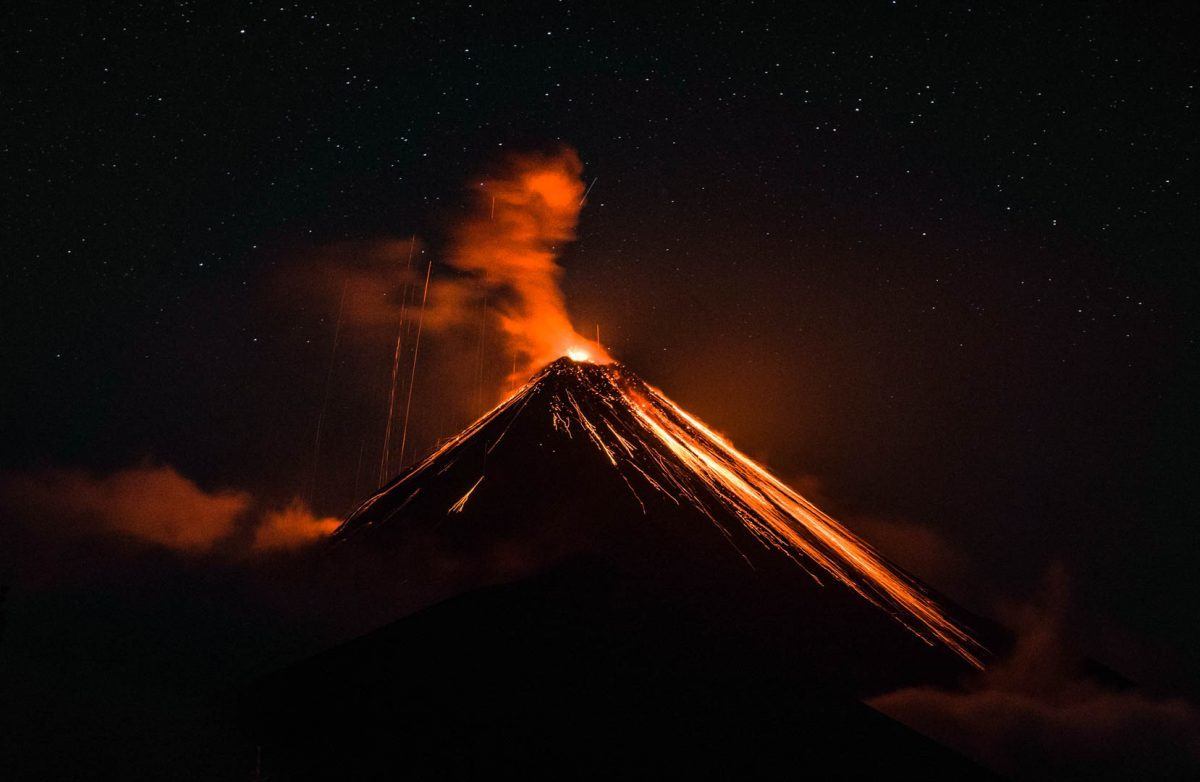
565,348,592,363
340,358,987,669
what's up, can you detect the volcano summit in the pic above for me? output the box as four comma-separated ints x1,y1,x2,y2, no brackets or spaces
339,357,986,667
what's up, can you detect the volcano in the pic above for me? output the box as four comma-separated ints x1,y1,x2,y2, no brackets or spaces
341,356,986,666
246,357,1002,777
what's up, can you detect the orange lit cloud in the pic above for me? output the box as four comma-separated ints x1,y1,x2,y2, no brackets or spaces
445,147,607,376
253,500,341,550
1,465,342,554
1,464,250,552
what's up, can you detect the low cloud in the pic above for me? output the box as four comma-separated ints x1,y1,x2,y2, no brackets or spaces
1,464,250,552
1,464,340,555
869,568,1200,778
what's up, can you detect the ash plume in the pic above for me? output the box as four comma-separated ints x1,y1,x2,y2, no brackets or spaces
442,147,606,378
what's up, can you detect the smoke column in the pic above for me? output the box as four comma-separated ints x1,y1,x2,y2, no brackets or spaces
446,147,607,378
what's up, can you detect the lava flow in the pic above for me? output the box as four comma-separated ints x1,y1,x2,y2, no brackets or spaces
339,357,987,669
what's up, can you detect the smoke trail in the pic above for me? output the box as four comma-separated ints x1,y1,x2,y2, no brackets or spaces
445,147,607,378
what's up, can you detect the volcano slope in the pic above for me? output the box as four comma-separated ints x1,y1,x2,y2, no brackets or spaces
245,358,1004,777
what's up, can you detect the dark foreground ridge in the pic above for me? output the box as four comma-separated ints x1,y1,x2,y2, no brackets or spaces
245,562,996,779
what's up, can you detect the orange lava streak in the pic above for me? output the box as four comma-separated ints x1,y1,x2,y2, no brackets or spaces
624,383,985,668
539,361,985,668
448,476,485,514
342,376,536,526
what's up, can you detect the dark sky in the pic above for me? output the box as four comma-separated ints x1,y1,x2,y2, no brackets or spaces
3,0,1197,700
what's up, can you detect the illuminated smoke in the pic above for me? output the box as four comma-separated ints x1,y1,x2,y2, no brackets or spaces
253,500,342,550
446,147,607,378
1,464,250,552
1,464,341,554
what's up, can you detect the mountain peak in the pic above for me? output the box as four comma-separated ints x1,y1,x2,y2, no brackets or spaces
337,357,987,668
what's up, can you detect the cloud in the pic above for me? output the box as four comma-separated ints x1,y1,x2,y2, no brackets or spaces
869,568,1200,778
1,465,340,555
1,464,250,552
253,500,341,550
872,683,1200,778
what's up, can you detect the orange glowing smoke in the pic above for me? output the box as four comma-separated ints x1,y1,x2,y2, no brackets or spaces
1,464,251,552
447,147,607,377
1,464,344,554
253,500,342,550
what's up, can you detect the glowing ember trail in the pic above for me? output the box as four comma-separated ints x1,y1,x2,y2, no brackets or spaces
448,476,484,514
339,358,987,669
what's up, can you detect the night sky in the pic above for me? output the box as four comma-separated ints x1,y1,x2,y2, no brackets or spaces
3,0,1198,770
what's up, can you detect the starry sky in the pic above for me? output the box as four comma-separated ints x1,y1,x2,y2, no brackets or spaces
3,1,1198,696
